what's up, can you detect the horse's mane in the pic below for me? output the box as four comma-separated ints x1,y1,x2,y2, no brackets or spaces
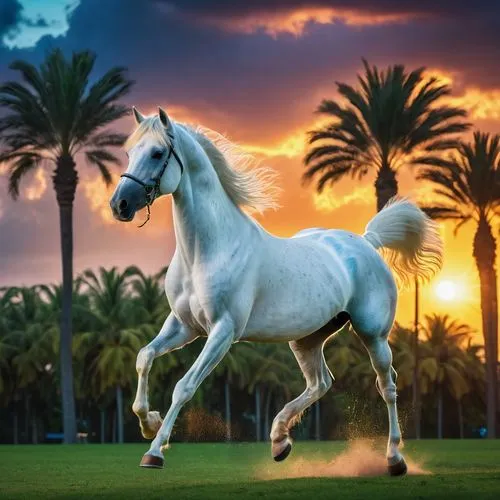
126,116,280,214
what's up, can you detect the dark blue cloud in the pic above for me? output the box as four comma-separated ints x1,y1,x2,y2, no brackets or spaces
1,0,500,286
2,0,500,131
0,0,23,38
153,0,495,18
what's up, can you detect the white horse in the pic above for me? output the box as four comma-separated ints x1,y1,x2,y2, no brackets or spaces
110,107,442,474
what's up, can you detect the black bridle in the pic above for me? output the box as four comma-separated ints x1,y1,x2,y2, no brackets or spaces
120,139,185,228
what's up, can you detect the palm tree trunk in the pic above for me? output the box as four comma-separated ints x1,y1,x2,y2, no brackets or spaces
458,399,464,439
413,276,421,439
315,401,321,440
100,410,106,443
255,384,261,442
24,393,30,444
374,162,398,212
265,389,272,441
437,383,443,439
224,380,231,441
31,410,38,445
473,218,498,439
112,408,117,443
116,386,124,444
13,409,18,445
53,154,78,444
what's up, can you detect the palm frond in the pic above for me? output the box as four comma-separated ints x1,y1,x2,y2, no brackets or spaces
304,59,469,197
7,154,42,199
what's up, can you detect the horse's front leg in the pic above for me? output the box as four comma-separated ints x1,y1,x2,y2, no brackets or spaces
133,313,198,439
140,315,235,468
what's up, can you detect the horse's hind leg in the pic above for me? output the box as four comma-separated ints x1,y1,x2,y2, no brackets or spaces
269,315,349,461
270,313,349,461
270,339,332,461
351,315,407,476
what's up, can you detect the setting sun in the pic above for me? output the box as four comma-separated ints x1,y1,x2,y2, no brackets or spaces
435,280,458,301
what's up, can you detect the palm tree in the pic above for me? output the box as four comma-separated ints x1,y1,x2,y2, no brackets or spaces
247,343,298,441
0,287,18,405
0,49,133,443
303,59,469,438
459,340,485,438
389,324,417,391
4,286,58,443
303,59,469,211
76,266,143,443
213,342,256,441
129,267,170,328
324,327,364,385
40,281,94,336
418,131,500,437
418,314,471,439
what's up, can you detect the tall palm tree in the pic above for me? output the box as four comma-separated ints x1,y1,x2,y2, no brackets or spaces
303,59,469,211
213,342,256,441
40,281,94,336
0,49,133,443
303,59,469,438
419,131,500,437
324,327,366,387
389,324,417,391
4,286,58,443
76,266,143,443
247,343,298,441
418,314,471,439
0,287,18,408
129,267,170,328
459,340,485,438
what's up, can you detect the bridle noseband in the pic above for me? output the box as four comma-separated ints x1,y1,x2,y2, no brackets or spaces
120,136,185,227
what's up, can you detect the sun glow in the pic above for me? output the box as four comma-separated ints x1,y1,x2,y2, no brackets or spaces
435,280,460,302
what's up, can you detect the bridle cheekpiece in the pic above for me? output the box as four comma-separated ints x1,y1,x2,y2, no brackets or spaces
120,132,185,227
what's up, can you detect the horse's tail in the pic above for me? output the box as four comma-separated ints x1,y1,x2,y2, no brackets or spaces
362,197,443,287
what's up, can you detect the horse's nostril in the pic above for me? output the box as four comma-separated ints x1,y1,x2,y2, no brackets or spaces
118,199,128,212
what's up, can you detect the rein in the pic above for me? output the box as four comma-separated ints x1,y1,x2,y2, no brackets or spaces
120,138,185,228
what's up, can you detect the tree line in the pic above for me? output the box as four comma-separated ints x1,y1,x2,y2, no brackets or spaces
0,50,498,441
0,268,485,444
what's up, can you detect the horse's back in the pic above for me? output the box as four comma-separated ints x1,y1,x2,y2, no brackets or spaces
293,227,398,337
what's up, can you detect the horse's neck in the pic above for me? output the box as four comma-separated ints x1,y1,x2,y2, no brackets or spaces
171,138,251,265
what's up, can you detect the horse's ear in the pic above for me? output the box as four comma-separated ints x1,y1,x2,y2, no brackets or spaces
132,106,144,124
158,106,173,133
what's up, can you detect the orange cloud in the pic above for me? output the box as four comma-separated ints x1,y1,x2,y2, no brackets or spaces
449,87,500,120
424,68,500,121
24,168,47,201
313,185,374,212
244,68,500,168
82,173,119,225
204,8,416,37
243,131,306,158
81,170,175,236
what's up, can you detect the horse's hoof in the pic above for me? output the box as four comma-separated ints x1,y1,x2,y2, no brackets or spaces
140,411,163,440
273,440,292,462
140,454,164,469
388,457,407,476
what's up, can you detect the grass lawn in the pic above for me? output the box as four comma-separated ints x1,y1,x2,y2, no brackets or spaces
0,440,499,499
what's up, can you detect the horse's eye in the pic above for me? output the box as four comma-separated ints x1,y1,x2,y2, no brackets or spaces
151,150,164,160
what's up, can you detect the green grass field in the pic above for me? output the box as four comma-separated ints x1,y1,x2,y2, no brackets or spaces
1,440,499,499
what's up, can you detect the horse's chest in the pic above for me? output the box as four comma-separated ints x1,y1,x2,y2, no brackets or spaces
165,271,210,332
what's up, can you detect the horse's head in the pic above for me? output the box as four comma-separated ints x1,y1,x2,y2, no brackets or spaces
110,106,184,223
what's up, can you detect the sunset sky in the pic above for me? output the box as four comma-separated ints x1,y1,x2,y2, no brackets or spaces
1,0,499,344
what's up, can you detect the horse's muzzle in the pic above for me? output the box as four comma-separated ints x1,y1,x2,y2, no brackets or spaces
109,178,146,222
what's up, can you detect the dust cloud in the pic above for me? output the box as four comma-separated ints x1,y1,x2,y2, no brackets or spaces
255,439,429,479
